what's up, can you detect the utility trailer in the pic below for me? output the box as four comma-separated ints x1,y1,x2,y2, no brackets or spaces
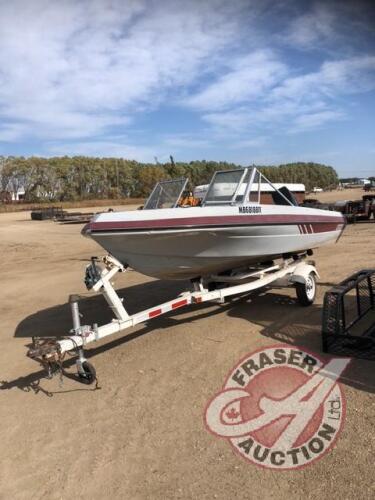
322,269,375,360
28,253,319,384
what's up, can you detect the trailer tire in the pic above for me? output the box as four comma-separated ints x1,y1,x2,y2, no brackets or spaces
296,272,316,306
78,361,96,385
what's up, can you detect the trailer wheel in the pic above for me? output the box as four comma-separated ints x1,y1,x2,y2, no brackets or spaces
78,361,96,385
296,273,316,306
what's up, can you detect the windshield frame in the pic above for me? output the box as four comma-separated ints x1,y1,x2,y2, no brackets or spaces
143,178,188,209
201,166,295,207
202,168,248,206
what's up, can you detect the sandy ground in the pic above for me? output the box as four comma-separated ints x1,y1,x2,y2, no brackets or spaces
313,187,368,203
0,210,374,500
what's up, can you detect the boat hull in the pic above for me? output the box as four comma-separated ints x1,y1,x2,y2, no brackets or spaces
88,222,343,280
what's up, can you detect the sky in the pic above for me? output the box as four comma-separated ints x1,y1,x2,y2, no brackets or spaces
0,0,374,176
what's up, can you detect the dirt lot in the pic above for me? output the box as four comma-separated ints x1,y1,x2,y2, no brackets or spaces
0,210,374,500
314,187,366,203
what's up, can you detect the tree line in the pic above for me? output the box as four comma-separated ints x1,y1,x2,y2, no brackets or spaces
0,156,339,202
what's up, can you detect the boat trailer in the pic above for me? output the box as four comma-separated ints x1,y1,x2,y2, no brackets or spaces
27,254,319,384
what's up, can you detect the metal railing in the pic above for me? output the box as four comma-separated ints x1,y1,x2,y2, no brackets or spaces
322,269,375,359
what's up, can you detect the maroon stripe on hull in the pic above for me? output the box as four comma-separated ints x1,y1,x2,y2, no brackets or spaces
90,214,344,232
311,222,341,233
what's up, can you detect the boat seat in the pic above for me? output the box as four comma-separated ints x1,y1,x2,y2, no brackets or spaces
271,186,298,206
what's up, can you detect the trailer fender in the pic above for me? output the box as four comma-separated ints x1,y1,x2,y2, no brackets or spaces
289,263,319,285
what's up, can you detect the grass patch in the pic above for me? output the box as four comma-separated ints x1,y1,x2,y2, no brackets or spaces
0,198,144,213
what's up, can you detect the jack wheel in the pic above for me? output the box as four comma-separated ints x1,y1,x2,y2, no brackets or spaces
78,361,96,385
296,272,316,306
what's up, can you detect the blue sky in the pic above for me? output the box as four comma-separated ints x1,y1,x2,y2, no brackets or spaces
0,0,374,177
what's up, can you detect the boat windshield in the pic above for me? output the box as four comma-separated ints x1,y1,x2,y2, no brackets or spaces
203,169,249,204
143,178,188,209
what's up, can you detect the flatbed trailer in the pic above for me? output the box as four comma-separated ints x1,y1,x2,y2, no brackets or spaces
55,211,94,224
28,254,319,384
302,195,375,223
342,196,375,222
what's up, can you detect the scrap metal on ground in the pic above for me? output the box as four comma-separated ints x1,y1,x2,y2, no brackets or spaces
30,206,65,220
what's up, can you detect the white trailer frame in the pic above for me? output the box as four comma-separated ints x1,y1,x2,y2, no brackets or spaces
28,254,318,383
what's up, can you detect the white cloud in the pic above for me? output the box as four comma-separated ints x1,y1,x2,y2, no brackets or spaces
47,131,214,162
0,0,247,143
0,123,30,142
0,0,374,156
272,56,375,100
185,50,287,111
47,138,156,162
283,3,337,48
202,108,252,130
229,136,267,149
289,110,345,131
200,54,375,134
162,133,212,149
281,1,375,53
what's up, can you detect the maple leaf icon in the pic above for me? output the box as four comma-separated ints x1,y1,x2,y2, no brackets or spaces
226,407,240,420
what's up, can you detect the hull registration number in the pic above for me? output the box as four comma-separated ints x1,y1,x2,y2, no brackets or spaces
239,206,262,214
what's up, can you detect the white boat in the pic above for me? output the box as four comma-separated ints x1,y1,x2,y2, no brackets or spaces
83,167,345,280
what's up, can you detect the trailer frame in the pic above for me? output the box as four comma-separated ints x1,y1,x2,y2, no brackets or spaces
28,253,319,384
